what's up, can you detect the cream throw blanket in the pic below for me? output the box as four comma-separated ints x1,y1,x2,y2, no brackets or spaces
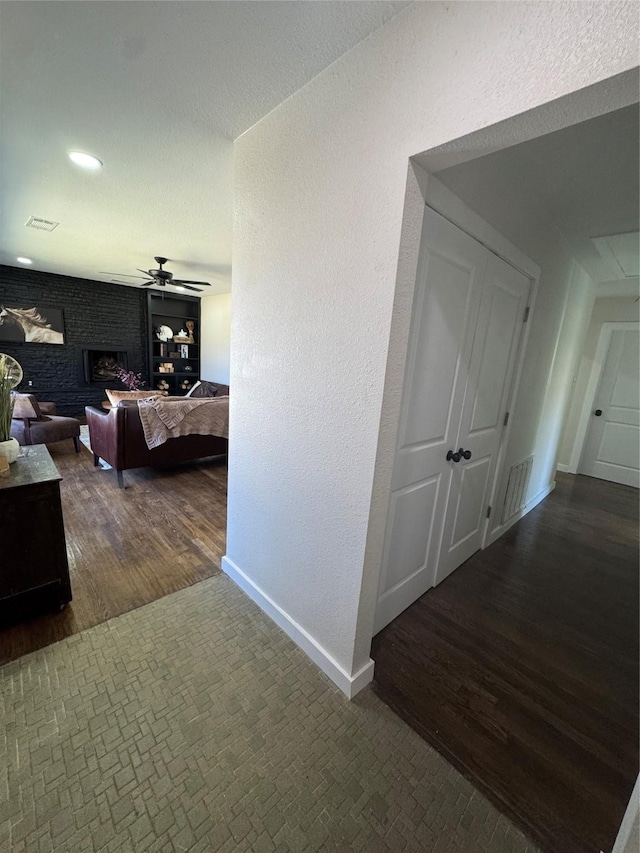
137,395,229,450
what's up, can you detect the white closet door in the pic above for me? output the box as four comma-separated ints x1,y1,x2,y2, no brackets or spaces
435,252,530,585
580,327,639,488
374,207,487,634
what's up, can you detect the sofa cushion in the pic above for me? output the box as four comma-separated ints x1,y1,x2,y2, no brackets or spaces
186,380,229,398
106,389,166,406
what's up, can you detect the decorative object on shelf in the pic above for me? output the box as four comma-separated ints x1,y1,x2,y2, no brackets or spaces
185,321,195,343
180,379,193,391
0,305,65,345
173,328,190,343
159,343,168,357
156,324,173,342
157,379,170,391
113,366,145,391
180,344,189,358
184,365,193,372
0,354,21,466
169,352,181,359
158,362,175,374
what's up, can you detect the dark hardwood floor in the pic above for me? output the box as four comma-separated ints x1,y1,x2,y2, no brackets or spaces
0,439,227,664
372,473,639,853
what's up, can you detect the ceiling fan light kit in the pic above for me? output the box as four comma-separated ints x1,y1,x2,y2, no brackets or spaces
105,257,212,293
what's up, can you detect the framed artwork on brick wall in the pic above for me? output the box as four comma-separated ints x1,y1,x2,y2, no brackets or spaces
0,305,65,344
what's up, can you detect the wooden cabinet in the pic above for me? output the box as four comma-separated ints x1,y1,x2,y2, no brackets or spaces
0,445,72,624
147,292,201,396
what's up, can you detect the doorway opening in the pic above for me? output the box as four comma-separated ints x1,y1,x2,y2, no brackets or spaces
366,95,639,853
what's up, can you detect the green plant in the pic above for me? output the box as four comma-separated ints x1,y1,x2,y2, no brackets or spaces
0,355,13,442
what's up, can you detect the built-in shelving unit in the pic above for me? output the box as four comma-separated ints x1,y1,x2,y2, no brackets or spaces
147,292,201,395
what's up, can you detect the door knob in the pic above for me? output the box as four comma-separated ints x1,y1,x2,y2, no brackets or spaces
594,409,602,417
446,450,461,463
458,448,472,460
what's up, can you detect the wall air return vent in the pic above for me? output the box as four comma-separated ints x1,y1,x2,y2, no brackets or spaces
25,216,59,232
501,455,533,524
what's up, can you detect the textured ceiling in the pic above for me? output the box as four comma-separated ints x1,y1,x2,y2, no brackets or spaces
0,0,409,294
434,104,640,287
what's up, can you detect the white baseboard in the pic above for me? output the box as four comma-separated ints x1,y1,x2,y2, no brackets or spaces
556,463,570,473
222,556,374,698
484,480,556,548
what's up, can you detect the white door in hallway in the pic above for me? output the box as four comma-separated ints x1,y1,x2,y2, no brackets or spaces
374,208,530,633
580,325,640,488
435,252,529,584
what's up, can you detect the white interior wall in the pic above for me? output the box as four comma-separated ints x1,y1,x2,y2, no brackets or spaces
200,292,231,385
530,263,595,486
558,295,640,470
489,252,595,532
229,0,639,694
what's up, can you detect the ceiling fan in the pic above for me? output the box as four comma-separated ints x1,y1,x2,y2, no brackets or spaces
103,257,212,292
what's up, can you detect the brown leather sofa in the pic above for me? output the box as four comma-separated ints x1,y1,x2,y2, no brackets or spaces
85,384,229,488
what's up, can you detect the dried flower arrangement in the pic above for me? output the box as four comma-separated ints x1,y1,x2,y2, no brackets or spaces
113,367,146,391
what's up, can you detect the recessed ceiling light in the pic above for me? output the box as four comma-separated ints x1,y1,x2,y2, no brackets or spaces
17,256,33,265
69,151,103,170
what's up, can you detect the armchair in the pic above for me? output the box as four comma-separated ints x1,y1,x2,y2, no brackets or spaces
10,393,81,450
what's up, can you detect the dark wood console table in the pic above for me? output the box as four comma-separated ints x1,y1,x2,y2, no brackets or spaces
0,445,72,625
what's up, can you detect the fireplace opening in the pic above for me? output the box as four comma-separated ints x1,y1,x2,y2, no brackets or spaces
81,348,130,386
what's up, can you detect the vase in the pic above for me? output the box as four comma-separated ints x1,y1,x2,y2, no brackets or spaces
0,437,19,464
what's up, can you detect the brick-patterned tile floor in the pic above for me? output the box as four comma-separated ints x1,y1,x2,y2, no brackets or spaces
0,575,539,852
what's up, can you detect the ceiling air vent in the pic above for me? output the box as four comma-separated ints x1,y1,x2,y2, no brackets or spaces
25,216,59,232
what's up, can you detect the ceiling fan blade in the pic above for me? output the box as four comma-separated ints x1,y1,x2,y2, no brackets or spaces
101,272,150,279
140,281,155,287
137,269,154,277
181,284,203,292
111,279,142,285
173,279,211,286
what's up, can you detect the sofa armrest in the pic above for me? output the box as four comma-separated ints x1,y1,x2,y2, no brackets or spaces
85,406,124,470
39,402,57,415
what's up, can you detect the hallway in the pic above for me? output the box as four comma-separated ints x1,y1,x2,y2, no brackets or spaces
371,473,639,853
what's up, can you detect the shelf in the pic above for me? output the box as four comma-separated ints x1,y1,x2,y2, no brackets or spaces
148,292,200,391
151,310,199,320
153,372,199,377
152,341,199,347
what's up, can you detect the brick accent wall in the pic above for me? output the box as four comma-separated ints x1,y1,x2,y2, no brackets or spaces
0,265,147,416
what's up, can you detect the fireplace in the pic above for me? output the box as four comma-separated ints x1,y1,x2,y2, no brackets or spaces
81,348,130,386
